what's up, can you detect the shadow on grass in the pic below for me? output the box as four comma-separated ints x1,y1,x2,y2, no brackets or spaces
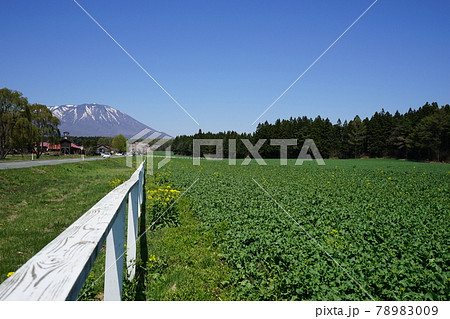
135,186,149,301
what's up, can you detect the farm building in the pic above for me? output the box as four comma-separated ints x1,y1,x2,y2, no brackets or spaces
97,144,118,154
40,142,60,152
60,140,82,154
60,132,82,154
39,141,81,155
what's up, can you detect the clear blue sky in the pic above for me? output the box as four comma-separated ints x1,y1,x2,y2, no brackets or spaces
1,0,449,137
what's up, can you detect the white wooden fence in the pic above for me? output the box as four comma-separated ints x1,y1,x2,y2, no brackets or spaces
0,161,146,301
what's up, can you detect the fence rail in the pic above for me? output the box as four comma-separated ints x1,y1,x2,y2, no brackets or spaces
0,161,146,301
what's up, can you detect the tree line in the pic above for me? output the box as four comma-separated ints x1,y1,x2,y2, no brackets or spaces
172,102,450,162
0,88,60,159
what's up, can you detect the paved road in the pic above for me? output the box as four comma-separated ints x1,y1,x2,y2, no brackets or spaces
0,154,197,170
0,157,106,170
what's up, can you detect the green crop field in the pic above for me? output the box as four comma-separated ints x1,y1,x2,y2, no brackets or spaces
147,158,449,301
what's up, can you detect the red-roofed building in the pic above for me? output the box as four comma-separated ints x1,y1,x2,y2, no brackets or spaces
58,131,81,154
61,139,82,155
39,141,81,154
40,142,61,151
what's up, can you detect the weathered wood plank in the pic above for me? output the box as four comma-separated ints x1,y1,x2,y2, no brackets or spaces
0,162,145,301
126,185,139,280
138,169,143,217
104,201,126,301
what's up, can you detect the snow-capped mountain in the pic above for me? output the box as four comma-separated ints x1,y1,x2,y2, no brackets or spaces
49,103,171,138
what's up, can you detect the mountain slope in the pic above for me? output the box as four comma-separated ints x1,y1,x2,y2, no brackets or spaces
49,103,171,139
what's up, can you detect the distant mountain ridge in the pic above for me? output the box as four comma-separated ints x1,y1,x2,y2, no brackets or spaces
49,103,171,139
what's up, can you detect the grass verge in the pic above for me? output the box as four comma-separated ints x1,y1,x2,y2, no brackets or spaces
143,196,232,300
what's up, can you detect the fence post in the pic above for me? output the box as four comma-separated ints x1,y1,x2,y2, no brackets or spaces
104,200,126,301
126,184,139,280
138,167,144,217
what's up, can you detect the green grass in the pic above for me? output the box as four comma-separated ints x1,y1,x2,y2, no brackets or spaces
150,150,174,156
0,158,134,284
143,196,232,300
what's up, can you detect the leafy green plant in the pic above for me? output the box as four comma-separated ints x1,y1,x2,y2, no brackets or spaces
146,186,182,229
148,158,449,300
